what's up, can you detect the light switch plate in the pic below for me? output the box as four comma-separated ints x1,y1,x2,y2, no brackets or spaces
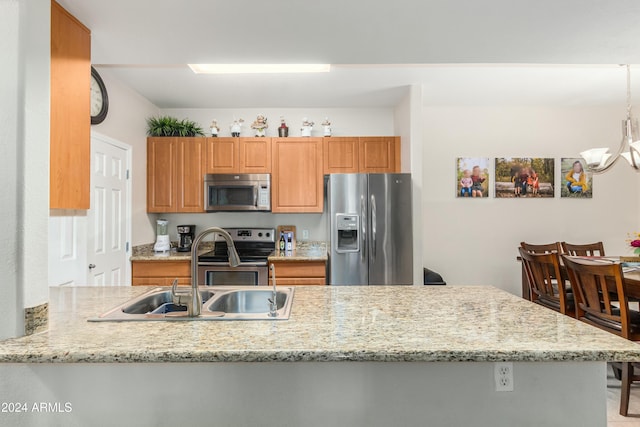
302,229,309,240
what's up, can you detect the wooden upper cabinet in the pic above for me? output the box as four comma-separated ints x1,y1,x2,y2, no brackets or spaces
176,138,205,212
323,137,359,174
359,136,401,173
147,138,177,212
271,138,324,213
147,137,205,213
239,138,271,173
206,137,271,173
206,137,238,174
50,0,91,209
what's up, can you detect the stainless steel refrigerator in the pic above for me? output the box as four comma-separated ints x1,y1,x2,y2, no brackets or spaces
327,173,413,285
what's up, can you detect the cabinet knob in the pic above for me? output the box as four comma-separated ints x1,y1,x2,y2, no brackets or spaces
88,264,96,270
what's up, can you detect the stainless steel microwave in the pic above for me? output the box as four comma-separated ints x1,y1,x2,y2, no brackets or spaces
204,174,271,212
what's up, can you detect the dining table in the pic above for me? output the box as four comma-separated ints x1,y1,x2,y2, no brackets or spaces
519,256,640,301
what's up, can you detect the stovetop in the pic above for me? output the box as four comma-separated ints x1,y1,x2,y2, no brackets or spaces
198,228,275,265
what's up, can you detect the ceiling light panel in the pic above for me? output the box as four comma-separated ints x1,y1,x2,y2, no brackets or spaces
188,64,331,74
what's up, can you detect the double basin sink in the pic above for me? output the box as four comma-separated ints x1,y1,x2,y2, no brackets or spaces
90,286,294,321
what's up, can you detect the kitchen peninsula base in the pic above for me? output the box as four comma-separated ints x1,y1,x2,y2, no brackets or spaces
0,285,638,426
1,361,605,427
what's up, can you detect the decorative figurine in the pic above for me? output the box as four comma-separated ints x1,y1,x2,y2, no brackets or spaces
251,114,268,137
321,117,332,137
210,119,220,137
301,117,314,137
230,118,244,137
278,116,289,137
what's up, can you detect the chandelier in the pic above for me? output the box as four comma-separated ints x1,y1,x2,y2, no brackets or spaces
580,65,640,173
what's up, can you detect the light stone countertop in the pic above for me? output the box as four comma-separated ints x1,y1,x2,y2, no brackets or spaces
1,285,640,363
130,243,213,262
268,242,328,262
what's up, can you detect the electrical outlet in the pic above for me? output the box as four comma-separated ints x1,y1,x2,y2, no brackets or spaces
494,362,514,392
302,229,309,240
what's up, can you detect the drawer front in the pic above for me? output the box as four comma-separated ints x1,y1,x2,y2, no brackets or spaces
132,261,191,278
277,278,326,286
270,262,326,278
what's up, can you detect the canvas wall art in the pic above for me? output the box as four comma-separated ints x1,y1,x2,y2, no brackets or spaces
560,158,592,198
456,157,490,198
495,157,555,198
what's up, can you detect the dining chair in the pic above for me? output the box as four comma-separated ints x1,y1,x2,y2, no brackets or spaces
560,241,606,257
520,241,562,254
518,248,574,316
561,255,640,416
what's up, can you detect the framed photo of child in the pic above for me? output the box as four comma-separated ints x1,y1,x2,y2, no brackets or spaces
456,157,490,198
495,157,555,198
561,158,592,198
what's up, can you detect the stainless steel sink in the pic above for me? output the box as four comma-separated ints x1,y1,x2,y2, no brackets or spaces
90,286,294,322
203,289,291,319
121,289,215,314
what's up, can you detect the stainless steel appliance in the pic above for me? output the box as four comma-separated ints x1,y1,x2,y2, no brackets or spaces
204,174,271,212
176,224,195,252
327,173,413,285
198,228,275,286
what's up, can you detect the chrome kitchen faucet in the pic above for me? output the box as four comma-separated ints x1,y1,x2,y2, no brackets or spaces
171,227,240,317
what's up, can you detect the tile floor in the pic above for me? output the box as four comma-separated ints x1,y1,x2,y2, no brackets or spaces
608,365,640,426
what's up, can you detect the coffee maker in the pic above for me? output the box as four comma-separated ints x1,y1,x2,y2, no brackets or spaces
177,225,196,252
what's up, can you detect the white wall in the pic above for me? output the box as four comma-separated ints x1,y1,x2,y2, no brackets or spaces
0,0,22,339
160,107,394,138
91,67,160,246
0,0,51,338
423,106,640,295
394,85,425,285
20,0,50,311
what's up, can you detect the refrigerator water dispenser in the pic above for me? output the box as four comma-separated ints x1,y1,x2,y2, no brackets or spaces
336,214,359,253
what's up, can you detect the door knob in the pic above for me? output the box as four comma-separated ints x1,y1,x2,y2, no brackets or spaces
88,264,96,270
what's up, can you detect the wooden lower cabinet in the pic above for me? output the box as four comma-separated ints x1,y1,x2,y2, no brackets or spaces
132,260,191,286
269,261,326,285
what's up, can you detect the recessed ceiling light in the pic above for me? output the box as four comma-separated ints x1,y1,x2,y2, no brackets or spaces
188,64,331,74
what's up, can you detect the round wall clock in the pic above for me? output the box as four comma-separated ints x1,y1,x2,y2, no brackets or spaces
90,66,109,125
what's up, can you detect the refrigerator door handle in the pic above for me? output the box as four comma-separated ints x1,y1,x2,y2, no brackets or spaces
360,195,366,262
371,194,377,260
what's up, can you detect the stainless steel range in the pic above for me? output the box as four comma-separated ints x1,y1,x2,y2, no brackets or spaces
197,228,275,286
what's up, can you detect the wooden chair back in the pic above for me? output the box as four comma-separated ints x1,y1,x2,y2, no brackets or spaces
561,255,638,340
519,248,572,315
520,242,562,254
560,242,605,257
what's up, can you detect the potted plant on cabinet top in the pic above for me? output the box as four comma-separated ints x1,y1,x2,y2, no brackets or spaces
146,115,205,137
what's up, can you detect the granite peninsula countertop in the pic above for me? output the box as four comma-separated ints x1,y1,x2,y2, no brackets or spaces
1,285,640,363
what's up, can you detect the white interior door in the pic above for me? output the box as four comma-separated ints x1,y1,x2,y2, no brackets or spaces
48,211,87,286
87,133,131,286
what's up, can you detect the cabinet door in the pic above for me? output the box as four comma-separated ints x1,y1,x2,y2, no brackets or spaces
206,137,239,173
50,1,91,209
358,137,400,173
177,138,205,212
239,138,272,173
270,261,327,285
272,138,324,213
323,137,359,174
147,138,177,212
